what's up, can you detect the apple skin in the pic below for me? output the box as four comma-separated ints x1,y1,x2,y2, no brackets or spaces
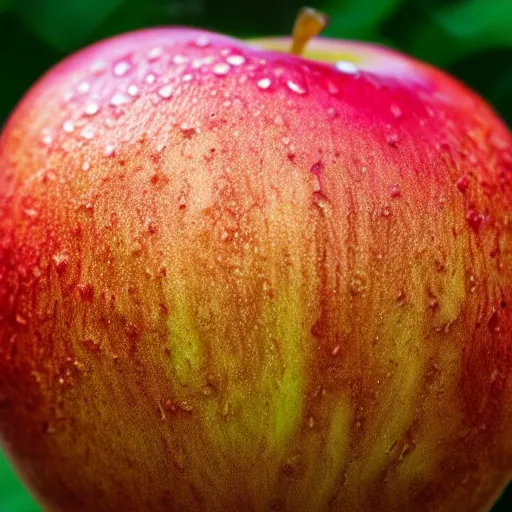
1,27,512,512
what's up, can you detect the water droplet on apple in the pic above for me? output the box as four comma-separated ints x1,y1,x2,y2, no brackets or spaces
110,92,130,106
53,253,69,275
158,84,173,99
286,80,306,95
172,55,188,65
202,384,215,396
327,107,338,118
310,161,324,175
90,60,106,75
104,144,115,157
257,78,272,90
145,73,156,84
456,175,470,194
180,124,199,138
466,208,484,234
381,206,392,218
226,54,245,66
488,310,500,333
77,283,94,302
127,84,139,97
327,81,339,95
84,103,100,116
24,208,38,219
213,62,231,76
195,36,211,48
41,134,53,145
80,126,95,140
387,133,399,147
335,60,358,74
82,161,91,171
350,272,368,295
390,104,403,119
77,81,91,94
147,46,164,61
83,338,102,352
390,184,401,198
63,120,75,133
113,60,131,76
182,73,193,82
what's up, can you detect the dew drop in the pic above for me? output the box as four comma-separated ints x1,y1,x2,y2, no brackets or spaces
145,73,156,84
80,126,95,140
77,283,94,302
127,84,139,97
82,161,91,171
488,310,500,333
53,253,69,275
350,272,368,295
257,78,272,90
327,81,339,95
381,206,392,218
213,62,231,76
226,54,245,66
41,134,53,145
327,107,338,118
84,103,100,116
113,61,131,76
390,104,403,119
180,123,199,138
110,92,130,106
390,184,401,198
195,36,211,48
172,55,188,65
456,175,470,194
147,46,164,61
104,144,116,157
387,133,399,147
336,61,358,74
466,208,484,234
90,60,106,75
63,120,75,133
287,80,306,95
77,81,91,94
15,313,28,326
158,84,174,99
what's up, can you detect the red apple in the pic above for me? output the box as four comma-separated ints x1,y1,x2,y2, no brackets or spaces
1,8,512,512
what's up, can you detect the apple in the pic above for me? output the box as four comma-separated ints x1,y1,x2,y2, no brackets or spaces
1,7,512,512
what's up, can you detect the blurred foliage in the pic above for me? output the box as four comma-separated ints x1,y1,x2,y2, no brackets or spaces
0,0,511,510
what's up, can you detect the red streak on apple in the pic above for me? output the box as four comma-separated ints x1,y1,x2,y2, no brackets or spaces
0,14,512,512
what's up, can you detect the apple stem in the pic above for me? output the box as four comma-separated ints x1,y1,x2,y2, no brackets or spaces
290,7,329,56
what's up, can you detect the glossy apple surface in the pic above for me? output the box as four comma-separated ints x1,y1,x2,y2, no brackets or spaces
1,27,512,512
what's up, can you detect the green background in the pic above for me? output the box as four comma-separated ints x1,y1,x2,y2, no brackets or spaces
0,0,511,510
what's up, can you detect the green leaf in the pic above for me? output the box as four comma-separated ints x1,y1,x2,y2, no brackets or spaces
322,0,408,39
0,450,41,512
410,0,512,66
17,0,129,51
0,0,12,13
